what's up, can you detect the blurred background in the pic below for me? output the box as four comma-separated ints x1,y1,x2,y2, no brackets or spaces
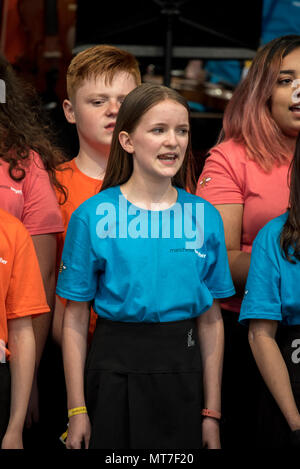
1,0,300,178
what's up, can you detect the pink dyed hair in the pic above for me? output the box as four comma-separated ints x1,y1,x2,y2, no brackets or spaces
220,35,300,171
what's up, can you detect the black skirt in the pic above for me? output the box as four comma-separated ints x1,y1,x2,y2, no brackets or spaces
84,317,203,449
256,325,300,448
0,363,10,443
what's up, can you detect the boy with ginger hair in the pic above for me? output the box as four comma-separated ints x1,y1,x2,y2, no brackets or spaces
53,45,141,344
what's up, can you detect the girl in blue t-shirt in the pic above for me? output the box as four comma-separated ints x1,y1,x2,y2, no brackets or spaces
239,132,300,448
57,83,235,450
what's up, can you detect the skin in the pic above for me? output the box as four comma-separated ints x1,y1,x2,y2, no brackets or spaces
1,317,36,449
119,99,189,210
63,99,223,448
215,47,300,296
63,72,138,178
52,72,138,347
197,299,224,449
249,319,300,432
62,300,91,449
221,48,300,439
25,234,56,427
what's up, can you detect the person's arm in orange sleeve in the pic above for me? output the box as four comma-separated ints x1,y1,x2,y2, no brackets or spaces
1,316,36,449
1,225,49,449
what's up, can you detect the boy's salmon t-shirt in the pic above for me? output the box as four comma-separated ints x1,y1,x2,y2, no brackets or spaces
0,209,49,360
196,139,290,313
55,158,103,340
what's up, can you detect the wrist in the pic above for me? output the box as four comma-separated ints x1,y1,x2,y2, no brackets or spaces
289,417,300,432
4,421,24,435
201,408,221,421
68,406,87,418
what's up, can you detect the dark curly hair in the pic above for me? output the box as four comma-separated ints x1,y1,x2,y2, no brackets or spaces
0,55,67,201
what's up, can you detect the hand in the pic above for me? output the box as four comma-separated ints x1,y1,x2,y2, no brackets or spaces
1,430,23,449
25,373,39,428
202,417,221,449
66,413,91,449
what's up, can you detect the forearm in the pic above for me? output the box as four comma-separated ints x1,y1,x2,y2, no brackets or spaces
227,250,251,296
197,300,224,412
31,234,56,367
31,272,55,368
249,333,300,430
62,302,90,408
6,319,36,433
52,295,65,347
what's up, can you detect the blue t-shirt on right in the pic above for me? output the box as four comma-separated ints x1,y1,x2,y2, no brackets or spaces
239,211,300,326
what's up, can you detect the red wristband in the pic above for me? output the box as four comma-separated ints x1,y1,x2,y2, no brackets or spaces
201,408,221,420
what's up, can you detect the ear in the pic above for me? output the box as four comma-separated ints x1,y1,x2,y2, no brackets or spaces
119,131,134,154
63,99,76,124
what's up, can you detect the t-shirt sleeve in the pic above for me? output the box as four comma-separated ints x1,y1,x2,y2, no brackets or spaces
22,152,64,235
204,209,236,298
6,224,50,319
56,213,99,301
196,147,244,204
239,237,282,326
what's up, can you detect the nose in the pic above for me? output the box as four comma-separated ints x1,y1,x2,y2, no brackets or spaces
106,100,120,115
165,130,178,147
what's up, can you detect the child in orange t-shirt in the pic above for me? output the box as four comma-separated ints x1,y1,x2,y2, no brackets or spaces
53,45,141,345
0,209,49,449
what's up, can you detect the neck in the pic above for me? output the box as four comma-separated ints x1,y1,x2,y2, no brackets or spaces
283,134,297,156
75,144,110,179
121,174,177,210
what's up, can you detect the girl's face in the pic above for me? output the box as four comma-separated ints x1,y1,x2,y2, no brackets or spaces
120,99,189,183
270,47,300,138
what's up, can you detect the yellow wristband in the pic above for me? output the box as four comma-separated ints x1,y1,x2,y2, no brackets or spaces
68,406,87,418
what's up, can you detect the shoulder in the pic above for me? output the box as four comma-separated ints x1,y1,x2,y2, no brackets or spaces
207,139,248,164
0,208,30,241
55,158,75,182
71,186,119,219
56,158,75,172
252,212,288,263
255,212,287,245
179,188,223,224
28,150,46,170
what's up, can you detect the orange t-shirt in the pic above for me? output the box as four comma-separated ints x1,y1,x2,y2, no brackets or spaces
55,158,103,339
0,208,49,360
197,139,290,313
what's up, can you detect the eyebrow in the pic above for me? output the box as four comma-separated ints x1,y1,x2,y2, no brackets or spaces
151,122,189,127
87,93,126,98
279,69,296,74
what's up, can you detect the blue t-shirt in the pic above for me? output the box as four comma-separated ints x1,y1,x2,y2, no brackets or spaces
56,186,235,323
239,211,300,326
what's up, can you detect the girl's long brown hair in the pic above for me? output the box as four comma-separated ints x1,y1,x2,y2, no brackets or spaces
220,35,300,171
0,56,67,200
280,132,300,263
101,83,196,194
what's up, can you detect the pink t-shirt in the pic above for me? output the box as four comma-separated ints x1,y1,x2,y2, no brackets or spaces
196,139,290,312
0,151,64,235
